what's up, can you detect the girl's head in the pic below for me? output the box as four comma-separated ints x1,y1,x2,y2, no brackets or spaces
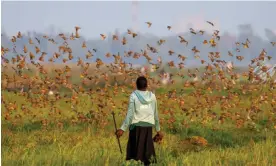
136,76,147,91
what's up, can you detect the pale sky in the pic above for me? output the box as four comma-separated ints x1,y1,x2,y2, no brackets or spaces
2,1,276,39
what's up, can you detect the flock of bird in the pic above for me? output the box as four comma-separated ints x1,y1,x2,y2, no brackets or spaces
1,21,276,130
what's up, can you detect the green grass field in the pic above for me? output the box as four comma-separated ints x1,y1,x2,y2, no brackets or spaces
2,80,276,166
2,125,276,166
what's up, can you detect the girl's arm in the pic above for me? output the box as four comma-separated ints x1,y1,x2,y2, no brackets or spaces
120,94,135,131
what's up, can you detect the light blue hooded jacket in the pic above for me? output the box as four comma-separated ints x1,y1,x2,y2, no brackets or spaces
120,90,160,132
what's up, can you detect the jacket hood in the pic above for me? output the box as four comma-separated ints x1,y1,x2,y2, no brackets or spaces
133,90,154,104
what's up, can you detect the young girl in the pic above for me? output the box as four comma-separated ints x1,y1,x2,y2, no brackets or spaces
116,76,162,166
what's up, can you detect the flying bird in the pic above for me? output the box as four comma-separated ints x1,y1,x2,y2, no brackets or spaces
122,37,127,45
23,45,28,54
100,34,106,40
199,30,205,35
82,42,86,48
190,30,197,35
157,39,166,46
145,22,152,28
178,36,188,46
29,38,34,44
168,50,175,55
206,21,214,26
113,35,119,41
35,37,40,44
132,33,137,38
75,26,81,38
191,46,200,54
228,51,233,57
127,29,132,34
17,31,22,38
203,40,208,45
242,42,249,49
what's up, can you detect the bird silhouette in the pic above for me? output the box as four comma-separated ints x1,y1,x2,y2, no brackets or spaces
206,21,214,26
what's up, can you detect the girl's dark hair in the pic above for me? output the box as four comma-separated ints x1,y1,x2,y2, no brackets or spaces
136,76,147,90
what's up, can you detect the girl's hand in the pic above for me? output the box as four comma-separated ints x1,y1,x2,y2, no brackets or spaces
115,129,124,138
153,131,163,143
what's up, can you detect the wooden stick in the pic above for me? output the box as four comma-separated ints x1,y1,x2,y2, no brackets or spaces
111,111,122,154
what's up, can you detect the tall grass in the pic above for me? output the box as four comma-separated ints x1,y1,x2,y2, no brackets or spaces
2,125,276,166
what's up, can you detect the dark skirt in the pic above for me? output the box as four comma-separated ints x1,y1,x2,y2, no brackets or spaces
126,126,157,165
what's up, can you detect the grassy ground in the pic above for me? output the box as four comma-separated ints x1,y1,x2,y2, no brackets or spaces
2,85,276,166
2,65,276,165
2,123,276,166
